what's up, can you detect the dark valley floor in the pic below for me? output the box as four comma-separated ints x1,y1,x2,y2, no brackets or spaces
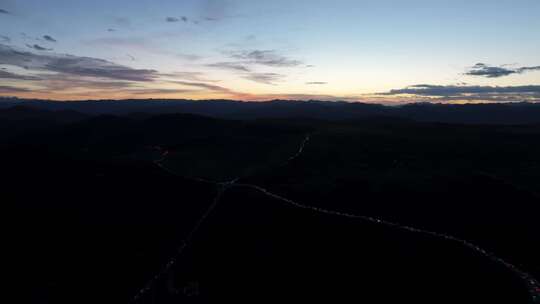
3,103,540,303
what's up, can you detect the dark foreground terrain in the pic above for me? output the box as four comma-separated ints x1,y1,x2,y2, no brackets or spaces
3,101,540,303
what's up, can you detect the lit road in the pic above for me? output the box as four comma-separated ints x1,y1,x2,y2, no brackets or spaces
136,134,540,304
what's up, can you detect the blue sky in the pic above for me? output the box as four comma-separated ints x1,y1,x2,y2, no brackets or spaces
0,0,539,103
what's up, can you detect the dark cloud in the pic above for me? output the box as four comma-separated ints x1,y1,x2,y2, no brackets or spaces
0,9,10,14
243,72,285,85
433,94,540,103
0,44,226,97
384,84,540,96
206,62,251,72
26,44,52,51
0,72,142,94
47,56,157,81
166,16,189,23
107,28,116,32
171,81,231,92
208,56,290,84
0,35,10,43
465,63,540,78
43,35,57,43
128,80,241,97
230,50,302,67
465,63,515,78
0,70,41,80
517,66,540,73
0,44,159,82
306,82,327,85
0,85,31,93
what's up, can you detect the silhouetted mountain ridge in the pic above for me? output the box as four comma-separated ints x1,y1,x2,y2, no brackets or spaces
2,97,540,124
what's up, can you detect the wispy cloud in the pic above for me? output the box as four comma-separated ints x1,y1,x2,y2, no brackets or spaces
26,44,53,51
243,72,285,85
129,88,196,95
162,71,216,82
0,9,10,15
36,74,135,91
384,84,540,96
380,84,540,103
517,66,540,73
229,49,302,67
166,16,189,23
0,43,242,99
0,70,42,81
0,35,10,43
0,85,31,93
206,49,304,85
206,62,251,72
49,57,157,82
306,82,327,85
465,63,540,78
1,44,159,82
171,81,232,92
43,35,57,43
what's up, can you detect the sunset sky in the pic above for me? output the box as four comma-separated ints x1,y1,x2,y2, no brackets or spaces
1,0,539,103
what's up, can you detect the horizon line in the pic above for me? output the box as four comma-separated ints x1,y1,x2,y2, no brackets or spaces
1,96,538,107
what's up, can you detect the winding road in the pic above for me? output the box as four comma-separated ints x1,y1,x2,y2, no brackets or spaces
136,134,540,304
